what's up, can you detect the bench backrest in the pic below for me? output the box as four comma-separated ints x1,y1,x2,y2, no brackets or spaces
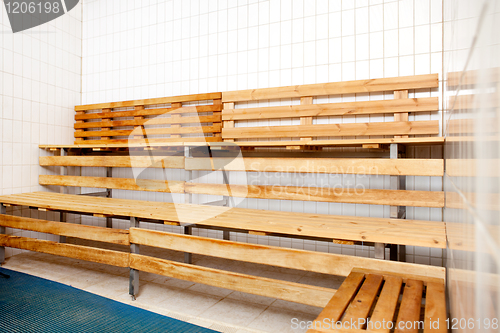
221,74,439,143
39,154,445,208
74,93,223,145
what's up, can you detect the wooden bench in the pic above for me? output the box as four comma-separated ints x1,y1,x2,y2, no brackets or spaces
220,74,441,149
306,269,446,333
73,92,223,145
0,213,445,310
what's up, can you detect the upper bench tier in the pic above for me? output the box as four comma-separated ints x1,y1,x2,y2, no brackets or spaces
220,74,440,146
67,74,440,149
73,93,223,145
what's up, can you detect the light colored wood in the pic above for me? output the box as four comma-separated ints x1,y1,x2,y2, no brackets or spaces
74,111,85,143
170,102,183,139
394,90,409,139
74,124,222,138
342,274,384,327
213,99,223,138
222,74,439,102
39,175,185,193
129,228,444,279
184,183,445,207
185,158,444,176
129,253,335,308
0,214,129,245
311,272,365,325
75,105,221,121
248,231,267,236
369,275,404,333
74,115,221,129
222,97,439,121
0,234,129,267
100,108,112,140
40,156,185,169
40,137,445,150
424,282,447,333
80,137,221,145
300,97,314,141
394,279,424,333
0,192,447,249
223,102,235,142
350,268,444,285
75,92,223,111
222,121,440,139
362,144,380,148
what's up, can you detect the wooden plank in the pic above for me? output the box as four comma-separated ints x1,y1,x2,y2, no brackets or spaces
39,175,185,193
213,98,223,138
129,228,444,279
424,282,447,333
0,234,129,267
311,272,365,325
394,90,409,139
0,192,447,249
342,274,384,328
0,214,129,245
185,158,444,176
74,124,222,138
129,253,335,308
75,105,222,121
222,121,440,139
350,268,444,285
222,74,439,102
74,115,221,129
369,275,404,333
184,183,445,207
223,102,235,142
100,108,112,140
395,279,424,333
222,97,439,121
75,92,223,111
80,137,221,145
74,110,85,143
40,156,185,169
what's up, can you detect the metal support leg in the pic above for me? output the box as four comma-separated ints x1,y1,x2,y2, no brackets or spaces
223,231,230,240
106,167,113,228
0,205,6,264
389,143,407,262
184,226,193,264
59,211,67,243
129,217,140,300
374,243,385,260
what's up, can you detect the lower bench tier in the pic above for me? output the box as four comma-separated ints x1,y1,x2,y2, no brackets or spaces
0,192,446,249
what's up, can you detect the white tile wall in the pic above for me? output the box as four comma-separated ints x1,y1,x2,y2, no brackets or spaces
0,2,82,257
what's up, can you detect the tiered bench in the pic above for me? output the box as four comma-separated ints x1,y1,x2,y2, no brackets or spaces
0,74,447,325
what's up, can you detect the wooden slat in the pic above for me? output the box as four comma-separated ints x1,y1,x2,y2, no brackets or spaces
311,272,365,325
75,93,223,111
0,192,447,249
74,124,222,138
75,105,222,121
0,214,129,245
184,183,445,207
424,282,447,333
185,158,444,176
128,228,444,279
395,279,424,333
74,115,220,130
350,268,444,286
222,97,439,121
213,99,223,138
80,137,221,145
170,102,183,139
39,175,185,193
0,234,129,267
222,121,440,139
222,74,439,102
129,253,335,308
369,275,404,333
342,274,384,327
40,156,185,169
394,90,409,139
